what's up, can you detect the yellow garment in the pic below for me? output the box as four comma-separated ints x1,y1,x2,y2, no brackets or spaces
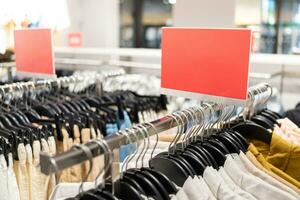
248,143,300,189
250,133,300,182
246,151,300,195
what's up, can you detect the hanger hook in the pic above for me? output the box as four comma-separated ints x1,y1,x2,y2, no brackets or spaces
202,103,215,136
177,110,191,149
138,124,150,168
172,112,185,150
191,106,205,142
144,122,159,160
123,127,140,171
134,125,147,168
72,144,94,195
166,113,181,155
116,129,134,174
89,139,113,189
182,108,196,144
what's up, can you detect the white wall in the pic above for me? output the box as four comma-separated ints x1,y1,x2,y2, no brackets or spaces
172,0,235,27
61,0,119,48
235,0,261,25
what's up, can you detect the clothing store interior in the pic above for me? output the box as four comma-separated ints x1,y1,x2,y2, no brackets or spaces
2,0,300,199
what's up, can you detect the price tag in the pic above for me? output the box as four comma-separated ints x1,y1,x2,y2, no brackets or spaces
161,28,252,105
14,28,56,78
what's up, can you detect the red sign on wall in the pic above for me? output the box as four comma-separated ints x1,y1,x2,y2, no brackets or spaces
68,32,83,47
161,28,252,105
14,28,56,78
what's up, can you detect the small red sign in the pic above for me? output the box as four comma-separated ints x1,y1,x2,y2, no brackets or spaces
14,28,56,78
161,28,252,105
68,32,83,47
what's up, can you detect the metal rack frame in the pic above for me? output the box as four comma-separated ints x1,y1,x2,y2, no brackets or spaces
39,83,271,175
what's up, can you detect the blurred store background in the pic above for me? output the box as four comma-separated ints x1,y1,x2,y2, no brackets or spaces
1,0,300,112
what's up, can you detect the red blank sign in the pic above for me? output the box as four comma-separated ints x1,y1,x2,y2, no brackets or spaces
14,29,55,78
161,28,251,105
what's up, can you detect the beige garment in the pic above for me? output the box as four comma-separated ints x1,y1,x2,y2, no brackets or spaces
57,128,71,182
39,139,50,200
90,127,105,181
246,151,300,196
14,143,29,200
158,133,185,143
31,140,48,200
68,125,82,182
91,127,97,139
46,136,57,199
81,128,103,181
8,153,20,200
25,144,33,200
81,128,91,180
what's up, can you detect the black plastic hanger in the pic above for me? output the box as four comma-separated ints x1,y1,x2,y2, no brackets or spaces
251,115,274,129
33,105,57,118
231,121,272,144
175,148,206,175
262,109,282,119
127,168,170,200
210,134,241,153
114,179,144,200
149,155,189,186
198,142,227,167
258,112,278,125
186,144,215,168
120,175,147,195
123,171,164,200
202,138,230,154
227,130,249,150
93,190,117,200
185,147,210,166
143,168,178,194
221,131,246,152
155,152,195,177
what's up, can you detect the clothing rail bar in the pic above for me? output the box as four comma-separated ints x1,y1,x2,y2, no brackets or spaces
39,83,272,175
0,75,87,93
0,69,126,93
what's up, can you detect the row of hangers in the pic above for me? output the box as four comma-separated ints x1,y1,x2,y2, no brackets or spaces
0,76,167,161
64,83,280,200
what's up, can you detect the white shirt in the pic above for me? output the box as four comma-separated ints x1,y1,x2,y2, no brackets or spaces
203,167,246,200
218,167,257,200
183,176,207,200
224,155,299,200
194,176,216,200
238,151,300,199
49,182,95,200
173,190,190,200
0,154,8,200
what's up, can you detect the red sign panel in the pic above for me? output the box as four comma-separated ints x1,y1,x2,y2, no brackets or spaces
14,28,56,78
68,32,83,47
161,28,252,105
